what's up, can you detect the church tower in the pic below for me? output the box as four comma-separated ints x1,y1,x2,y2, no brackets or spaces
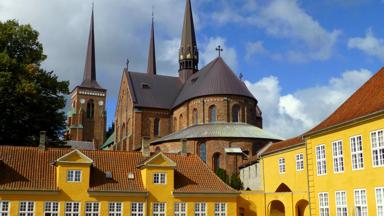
67,7,106,149
178,0,199,82
147,13,156,75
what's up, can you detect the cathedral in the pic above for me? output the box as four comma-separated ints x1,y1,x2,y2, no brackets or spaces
67,0,282,175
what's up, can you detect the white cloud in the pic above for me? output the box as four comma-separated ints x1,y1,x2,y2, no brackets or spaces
200,36,238,69
348,29,384,61
245,41,267,60
245,69,372,138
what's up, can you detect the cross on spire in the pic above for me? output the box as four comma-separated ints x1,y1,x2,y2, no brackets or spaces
216,45,223,57
126,59,129,70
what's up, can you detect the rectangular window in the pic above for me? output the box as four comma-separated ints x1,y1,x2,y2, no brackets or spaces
67,170,81,182
376,187,384,216
336,191,348,216
296,153,304,171
316,145,327,175
371,130,384,167
0,201,9,216
351,136,364,170
354,189,368,216
153,203,166,216
153,173,166,184
44,202,59,216
214,203,226,216
319,192,329,216
131,202,144,216
19,201,34,216
279,157,286,173
109,202,122,216
85,202,99,216
332,140,344,173
174,202,186,216
194,203,206,216
65,202,80,216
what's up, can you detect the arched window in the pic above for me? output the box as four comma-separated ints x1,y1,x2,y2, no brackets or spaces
154,118,160,137
213,152,221,171
199,143,206,162
173,117,178,132
232,104,240,122
209,105,217,122
179,114,184,129
193,108,198,125
86,99,94,119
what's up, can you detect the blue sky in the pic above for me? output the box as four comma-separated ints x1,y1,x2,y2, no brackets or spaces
1,0,383,138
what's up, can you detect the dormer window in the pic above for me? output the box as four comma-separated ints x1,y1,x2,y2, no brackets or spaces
153,173,166,184
67,170,81,182
141,83,151,89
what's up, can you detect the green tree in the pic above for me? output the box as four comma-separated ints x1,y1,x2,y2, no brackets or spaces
0,20,69,146
230,173,244,190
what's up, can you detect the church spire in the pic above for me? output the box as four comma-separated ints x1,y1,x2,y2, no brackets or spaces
147,10,157,75
179,0,199,82
81,5,102,89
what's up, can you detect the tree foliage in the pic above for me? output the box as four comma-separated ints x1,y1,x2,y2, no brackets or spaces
0,20,69,146
215,168,244,190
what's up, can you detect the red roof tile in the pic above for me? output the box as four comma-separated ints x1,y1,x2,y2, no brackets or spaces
262,136,304,155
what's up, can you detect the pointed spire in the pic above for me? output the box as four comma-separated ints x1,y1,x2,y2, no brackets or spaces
179,0,199,82
147,9,157,75
81,5,102,89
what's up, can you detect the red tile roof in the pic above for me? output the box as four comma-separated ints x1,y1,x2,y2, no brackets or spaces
307,67,384,135
261,136,304,155
0,146,236,194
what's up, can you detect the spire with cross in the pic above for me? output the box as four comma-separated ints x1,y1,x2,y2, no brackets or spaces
216,45,223,57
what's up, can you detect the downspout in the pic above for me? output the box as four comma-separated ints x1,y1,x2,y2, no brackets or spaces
262,157,267,216
304,136,312,216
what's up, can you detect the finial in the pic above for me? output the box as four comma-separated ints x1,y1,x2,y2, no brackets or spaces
216,45,223,57
126,59,129,70
152,5,154,23
92,1,94,10
239,72,243,81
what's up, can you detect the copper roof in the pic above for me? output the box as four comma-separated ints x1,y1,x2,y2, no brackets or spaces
261,136,304,155
306,67,384,135
172,57,256,108
0,146,235,193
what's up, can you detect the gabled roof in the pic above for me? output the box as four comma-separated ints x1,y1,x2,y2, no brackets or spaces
0,146,236,194
137,152,176,168
126,70,183,109
261,136,304,156
172,57,256,108
306,67,384,135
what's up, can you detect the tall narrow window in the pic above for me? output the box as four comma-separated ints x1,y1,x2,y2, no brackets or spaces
213,152,221,171
332,140,344,173
319,192,329,216
179,114,184,130
209,105,217,122
316,145,327,175
376,187,384,216
193,109,198,125
214,203,227,216
354,189,368,216
336,191,348,216
232,105,240,122
351,135,364,170
279,157,286,173
153,203,166,216
108,202,122,216
44,202,59,216
175,203,186,216
85,202,99,216
0,201,9,216
86,99,95,119
296,153,304,171
195,203,206,216
19,201,34,216
131,203,144,216
199,143,207,163
371,130,384,167
154,118,160,137
173,117,178,132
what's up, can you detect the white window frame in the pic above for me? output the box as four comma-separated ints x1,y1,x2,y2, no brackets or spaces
174,202,187,216
153,173,166,184
350,135,364,170
296,153,304,171
371,130,384,167
44,201,59,216
332,140,344,173
108,202,123,216
153,202,166,216
131,202,144,216
19,201,35,216
319,192,329,216
335,191,348,216
67,170,82,182
214,203,227,216
376,187,384,216
0,201,10,216
354,189,368,216
85,202,99,216
194,202,206,216
65,202,80,216
279,157,286,174
316,145,327,176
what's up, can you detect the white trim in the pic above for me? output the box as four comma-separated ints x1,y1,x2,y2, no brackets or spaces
335,190,348,216
0,200,10,215
43,201,59,216
316,144,327,176
108,202,123,216
67,170,82,182
332,140,345,173
278,157,286,174
296,153,304,171
375,187,384,216
370,129,384,168
354,188,368,216
350,135,365,171
214,202,227,216
318,192,329,216
152,202,166,216
174,202,187,216
55,149,93,164
64,201,81,216
194,202,207,216
131,202,145,216
85,202,100,216
153,173,167,184
19,201,35,216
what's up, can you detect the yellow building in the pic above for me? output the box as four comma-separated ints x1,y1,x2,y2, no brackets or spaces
0,145,238,215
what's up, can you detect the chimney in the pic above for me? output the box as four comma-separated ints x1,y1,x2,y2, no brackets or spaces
141,137,150,157
39,131,47,150
181,139,187,156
